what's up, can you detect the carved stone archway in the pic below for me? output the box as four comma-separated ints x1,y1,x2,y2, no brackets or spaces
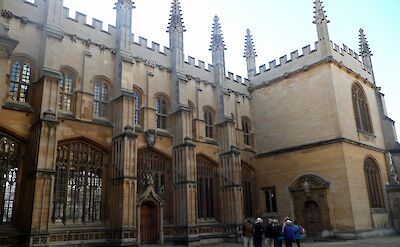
289,174,331,237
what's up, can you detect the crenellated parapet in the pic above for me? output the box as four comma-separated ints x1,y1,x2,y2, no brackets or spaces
251,40,375,90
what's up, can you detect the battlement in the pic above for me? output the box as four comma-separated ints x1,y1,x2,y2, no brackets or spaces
252,40,374,89
330,41,373,82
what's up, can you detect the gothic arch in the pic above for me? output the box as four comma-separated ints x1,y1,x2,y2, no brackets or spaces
58,137,109,154
289,173,330,192
351,82,373,134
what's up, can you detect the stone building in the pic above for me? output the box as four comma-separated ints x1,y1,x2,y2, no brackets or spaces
0,0,398,246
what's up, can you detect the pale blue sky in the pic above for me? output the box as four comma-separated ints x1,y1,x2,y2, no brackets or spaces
62,0,399,139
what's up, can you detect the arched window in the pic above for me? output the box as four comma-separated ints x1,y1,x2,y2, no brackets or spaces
364,158,385,208
352,84,373,134
197,156,217,219
9,59,32,102
93,80,109,118
59,70,74,112
188,101,196,138
133,90,141,126
0,134,20,223
204,108,214,138
242,163,254,218
53,141,104,223
156,96,168,129
242,117,251,146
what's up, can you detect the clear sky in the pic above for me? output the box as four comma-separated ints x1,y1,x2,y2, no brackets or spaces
62,0,400,139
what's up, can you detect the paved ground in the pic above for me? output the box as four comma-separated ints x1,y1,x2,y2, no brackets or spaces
203,235,400,247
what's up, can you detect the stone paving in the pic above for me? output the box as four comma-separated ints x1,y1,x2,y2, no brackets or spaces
202,235,400,247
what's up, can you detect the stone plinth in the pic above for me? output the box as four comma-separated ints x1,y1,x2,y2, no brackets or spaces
386,184,400,232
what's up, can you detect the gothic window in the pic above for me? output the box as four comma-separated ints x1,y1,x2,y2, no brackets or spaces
53,141,104,223
59,70,74,112
242,164,254,218
137,149,172,222
93,80,109,118
352,84,373,134
156,96,168,129
0,134,20,223
197,156,217,219
9,59,32,102
132,89,141,126
364,158,384,208
188,101,196,138
264,187,277,213
242,117,251,146
204,108,214,138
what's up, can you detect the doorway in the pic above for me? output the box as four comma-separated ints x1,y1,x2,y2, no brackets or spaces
304,200,323,237
140,201,159,244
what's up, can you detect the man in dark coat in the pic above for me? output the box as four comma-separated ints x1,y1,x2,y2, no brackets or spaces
253,217,265,247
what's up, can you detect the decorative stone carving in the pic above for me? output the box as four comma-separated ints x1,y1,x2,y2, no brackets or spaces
145,130,156,147
1,10,13,19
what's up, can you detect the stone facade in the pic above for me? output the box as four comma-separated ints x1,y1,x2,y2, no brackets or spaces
0,0,398,246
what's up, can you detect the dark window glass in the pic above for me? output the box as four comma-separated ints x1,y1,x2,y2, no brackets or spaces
364,158,384,208
352,84,373,134
9,60,32,102
53,141,103,223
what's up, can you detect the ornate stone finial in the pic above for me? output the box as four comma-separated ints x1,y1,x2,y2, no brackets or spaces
244,29,257,59
167,0,185,33
359,28,372,57
115,0,135,8
210,15,226,51
313,0,330,25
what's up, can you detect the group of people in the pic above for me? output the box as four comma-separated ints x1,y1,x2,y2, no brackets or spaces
241,217,304,247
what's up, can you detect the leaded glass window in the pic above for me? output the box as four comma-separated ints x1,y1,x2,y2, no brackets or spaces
242,117,251,146
93,81,109,118
9,60,32,102
364,158,385,208
133,90,141,126
204,109,214,138
156,97,168,129
0,134,20,224
53,141,103,223
59,71,74,112
352,84,373,134
197,156,217,219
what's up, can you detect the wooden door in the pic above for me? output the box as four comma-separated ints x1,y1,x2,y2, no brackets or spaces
140,202,158,244
304,201,323,237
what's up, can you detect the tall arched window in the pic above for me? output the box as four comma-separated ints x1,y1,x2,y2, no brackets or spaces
364,158,385,208
242,117,251,146
204,108,214,138
188,101,196,138
53,141,104,223
242,163,254,218
197,156,217,219
9,59,32,102
59,70,74,112
0,134,20,223
132,89,141,126
156,96,168,129
352,84,373,134
93,80,109,118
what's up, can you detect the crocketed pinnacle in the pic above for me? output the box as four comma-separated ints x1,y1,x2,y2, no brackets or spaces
359,28,372,56
115,0,135,8
210,15,226,51
167,0,186,33
313,0,329,24
244,29,257,58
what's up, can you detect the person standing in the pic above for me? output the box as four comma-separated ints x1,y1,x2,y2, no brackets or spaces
253,217,265,247
242,218,254,247
272,219,283,247
292,221,302,247
283,220,295,247
264,218,274,247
